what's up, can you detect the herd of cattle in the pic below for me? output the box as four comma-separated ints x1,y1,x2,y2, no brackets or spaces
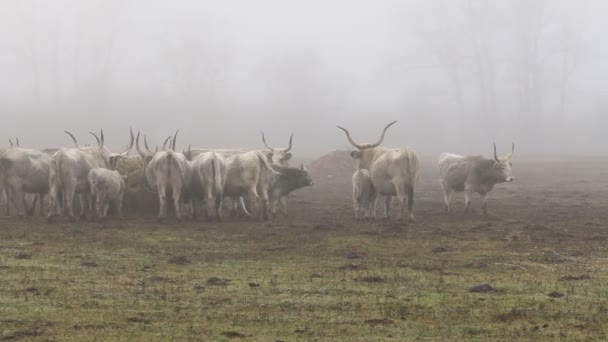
0,121,515,223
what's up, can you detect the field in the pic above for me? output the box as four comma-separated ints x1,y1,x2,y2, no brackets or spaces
2,156,608,341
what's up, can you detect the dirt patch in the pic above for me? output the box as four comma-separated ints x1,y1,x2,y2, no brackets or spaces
312,224,334,231
168,256,191,265
432,246,457,253
1,328,44,341
548,291,565,298
493,308,530,323
220,331,247,338
14,253,32,260
469,284,494,293
126,316,151,324
558,275,591,281
345,251,367,259
80,261,98,267
206,277,230,286
338,264,367,271
356,276,385,283
364,318,395,326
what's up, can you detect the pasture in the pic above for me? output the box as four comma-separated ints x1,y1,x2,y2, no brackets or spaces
1,156,608,341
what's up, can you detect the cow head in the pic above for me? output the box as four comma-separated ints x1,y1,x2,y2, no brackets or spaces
261,132,293,167
492,143,514,183
337,121,397,170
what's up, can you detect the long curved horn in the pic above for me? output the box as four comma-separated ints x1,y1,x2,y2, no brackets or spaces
369,121,397,148
508,142,515,158
135,132,146,158
64,131,79,147
336,126,363,149
100,129,105,147
493,142,499,161
89,132,101,146
162,136,172,150
285,133,293,152
171,129,179,151
186,144,192,161
120,128,135,156
143,135,153,153
261,132,274,151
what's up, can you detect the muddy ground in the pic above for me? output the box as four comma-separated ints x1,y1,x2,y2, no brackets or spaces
1,156,608,341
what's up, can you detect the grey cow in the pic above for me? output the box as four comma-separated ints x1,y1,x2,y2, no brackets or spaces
438,143,515,216
267,164,313,216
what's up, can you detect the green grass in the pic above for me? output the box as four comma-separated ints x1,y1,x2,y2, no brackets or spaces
1,211,608,341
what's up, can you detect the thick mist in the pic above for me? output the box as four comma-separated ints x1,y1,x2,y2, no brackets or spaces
0,0,606,157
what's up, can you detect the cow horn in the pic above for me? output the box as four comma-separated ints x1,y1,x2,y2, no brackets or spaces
171,129,179,151
8,139,13,147
493,142,499,162
509,142,515,159
135,132,146,158
64,131,79,147
336,125,363,149
120,127,135,156
285,133,293,152
261,132,274,151
369,121,397,148
16,138,19,147
162,136,172,150
100,129,105,147
186,144,192,161
89,132,101,146
143,135,153,153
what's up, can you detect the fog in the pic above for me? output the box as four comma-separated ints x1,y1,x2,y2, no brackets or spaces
1,0,606,157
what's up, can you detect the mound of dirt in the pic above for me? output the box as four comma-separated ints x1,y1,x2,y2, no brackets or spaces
307,150,355,180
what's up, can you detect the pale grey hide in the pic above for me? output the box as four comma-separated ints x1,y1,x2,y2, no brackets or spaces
438,143,514,216
352,169,376,220
189,151,227,220
88,168,127,220
223,150,279,220
337,121,419,222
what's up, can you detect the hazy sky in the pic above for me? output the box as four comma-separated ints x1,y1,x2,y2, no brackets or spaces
0,0,606,156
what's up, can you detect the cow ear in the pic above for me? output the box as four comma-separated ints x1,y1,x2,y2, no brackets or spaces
350,150,361,159
266,152,273,161
282,153,292,162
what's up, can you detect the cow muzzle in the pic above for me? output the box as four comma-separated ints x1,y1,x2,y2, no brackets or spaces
505,176,514,182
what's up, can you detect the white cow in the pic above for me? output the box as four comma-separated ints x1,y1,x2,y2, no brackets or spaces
352,169,376,220
47,129,134,223
88,168,127,220
136,131,192,221
337,121,419,222
223,150,279,220
188,150,226,220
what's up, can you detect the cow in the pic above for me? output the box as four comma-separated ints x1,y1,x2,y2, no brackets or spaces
352,169,376,220
188,150,227,220
47,129,134,223
267,164,313,216
337,121,419,222
438,143,514,216
88,168,127,220
0,147,51,218
136,131,192,221
223,150,279,220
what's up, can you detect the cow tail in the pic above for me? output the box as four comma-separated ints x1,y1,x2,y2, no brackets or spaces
238,197,252,217
166,151,183,182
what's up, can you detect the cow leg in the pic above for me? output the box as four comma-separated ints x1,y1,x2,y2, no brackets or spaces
215,195,223,221
38,194,45,216
103,199,110,218
172,186,182,221
383,195,392,220
481,192,488,217
464,188,473,214
63,185,77,222
279,197,288,217
441,180,452,213
157,184,167,222
47,187,58,223
407,185,415,223
117,197,124,219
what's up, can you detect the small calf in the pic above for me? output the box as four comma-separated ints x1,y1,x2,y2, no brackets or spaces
88,168,127,220
352,169,376,220
269,164,313,216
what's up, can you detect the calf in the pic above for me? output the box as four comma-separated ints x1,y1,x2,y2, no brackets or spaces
268,164,313,216
352,169,376,220
88,168,127,220
439,143,514,216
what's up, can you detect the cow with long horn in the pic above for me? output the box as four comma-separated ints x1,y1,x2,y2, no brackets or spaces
47,128,134,223
439,143,515,216
337,121,419,222
136,130,192,221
